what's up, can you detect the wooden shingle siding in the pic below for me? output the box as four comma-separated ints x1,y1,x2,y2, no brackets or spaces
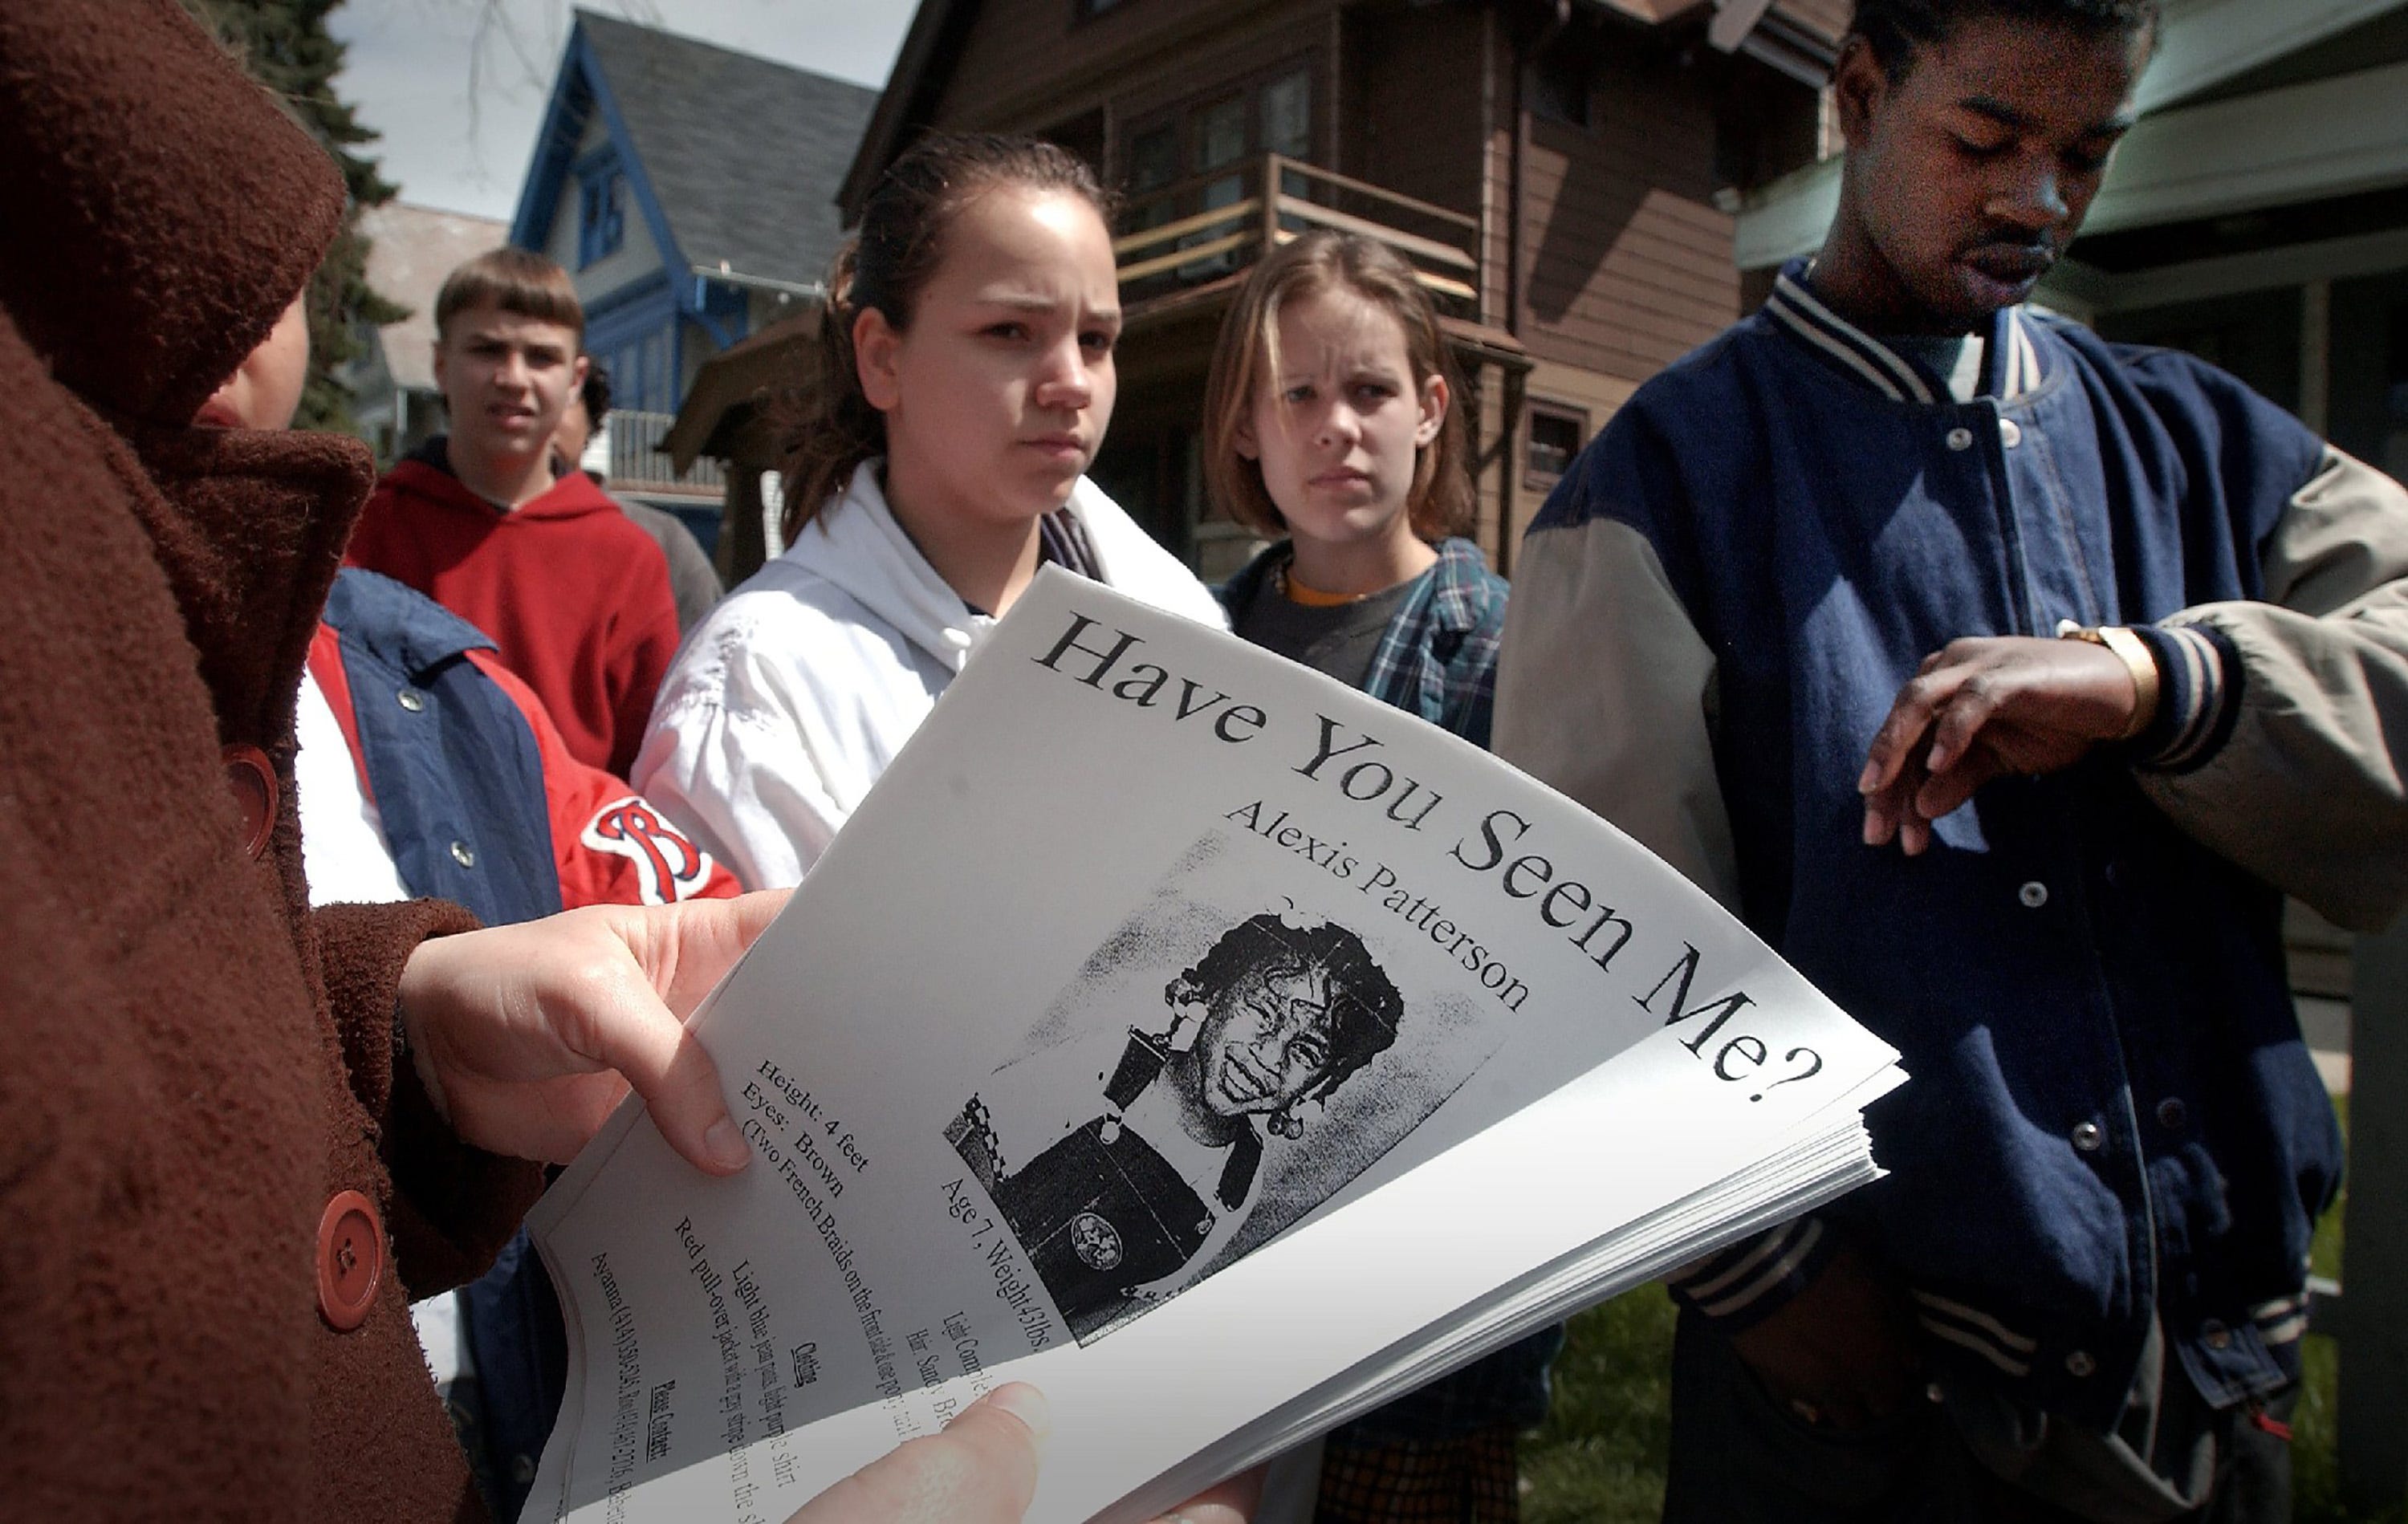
932,0,1334,141
932,0,1189,128
1343,4,1489,219
1515,49,1737,380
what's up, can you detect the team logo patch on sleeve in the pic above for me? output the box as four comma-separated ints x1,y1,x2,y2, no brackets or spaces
582,798,714,904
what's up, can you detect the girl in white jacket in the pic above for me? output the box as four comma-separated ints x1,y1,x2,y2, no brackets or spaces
633,135,1226,891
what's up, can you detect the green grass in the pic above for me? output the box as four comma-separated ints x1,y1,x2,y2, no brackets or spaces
1518,1283,1678,1524
1519,1093,2394,1522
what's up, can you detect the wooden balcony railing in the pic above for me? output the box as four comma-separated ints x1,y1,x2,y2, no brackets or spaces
1113,154,1483,318
608,408,724,497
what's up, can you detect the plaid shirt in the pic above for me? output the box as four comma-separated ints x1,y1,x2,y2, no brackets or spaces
1222,536,1510,746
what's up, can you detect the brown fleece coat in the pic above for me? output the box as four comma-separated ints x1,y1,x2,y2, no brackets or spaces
0,2,543,1518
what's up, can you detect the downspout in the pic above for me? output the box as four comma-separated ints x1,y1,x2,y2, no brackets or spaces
1498,0,1567,574
1479,5,1497,330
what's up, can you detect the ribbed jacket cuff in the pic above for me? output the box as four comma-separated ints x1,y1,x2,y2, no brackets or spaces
2127,621,2243,774
1662,1215,1837,1331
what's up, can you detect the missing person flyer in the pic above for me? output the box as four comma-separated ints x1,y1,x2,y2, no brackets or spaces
524,568,1902,1524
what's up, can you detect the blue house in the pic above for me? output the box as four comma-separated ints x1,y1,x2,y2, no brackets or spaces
509,11,877,501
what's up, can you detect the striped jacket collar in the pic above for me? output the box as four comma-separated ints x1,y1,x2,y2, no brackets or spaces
1763,260,2044,406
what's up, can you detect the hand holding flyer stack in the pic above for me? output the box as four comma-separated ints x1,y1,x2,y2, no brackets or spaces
524,567,1906,1523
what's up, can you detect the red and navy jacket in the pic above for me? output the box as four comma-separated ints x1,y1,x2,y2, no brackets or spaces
311,567,738,919
344,437,683,779
313,567,738,1519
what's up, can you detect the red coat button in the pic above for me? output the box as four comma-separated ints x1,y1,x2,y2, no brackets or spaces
221,742,279,862
315,1189,384,1331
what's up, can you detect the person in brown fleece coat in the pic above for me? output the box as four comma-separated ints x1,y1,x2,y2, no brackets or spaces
0,4,1056,1520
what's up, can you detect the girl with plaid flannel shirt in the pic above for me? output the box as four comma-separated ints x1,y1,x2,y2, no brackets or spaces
1204,230,1544,1524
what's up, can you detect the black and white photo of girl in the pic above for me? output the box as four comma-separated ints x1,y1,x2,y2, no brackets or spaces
945,828,1511,1343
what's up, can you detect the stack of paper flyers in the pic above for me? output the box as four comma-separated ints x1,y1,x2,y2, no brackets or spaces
525,567,1906,1523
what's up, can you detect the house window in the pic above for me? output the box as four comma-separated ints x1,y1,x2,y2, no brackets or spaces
1259,70,1312,161
578,163,625,268
1119,64,1318,282
1129,123,1178,195
1526,406,1588,486
1195,96,1248,177
642,330,672,415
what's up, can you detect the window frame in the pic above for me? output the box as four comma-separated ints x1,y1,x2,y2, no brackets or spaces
1113,55,1324,216
1523,402,1590,490
575,148,627,269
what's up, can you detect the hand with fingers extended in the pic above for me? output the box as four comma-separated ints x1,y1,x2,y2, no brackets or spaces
395,889,792,1172
1726,1241,1922,1432
1858,636,2149,855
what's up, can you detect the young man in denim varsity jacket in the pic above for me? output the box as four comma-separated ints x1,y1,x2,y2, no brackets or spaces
1495,2,2408,1518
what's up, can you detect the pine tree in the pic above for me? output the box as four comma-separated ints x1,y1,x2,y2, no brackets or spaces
180,0,406,436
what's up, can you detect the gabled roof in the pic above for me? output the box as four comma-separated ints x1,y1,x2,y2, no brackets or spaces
838,0,981,222
839,0,1843,220
524,11,880,290
359,202,510,392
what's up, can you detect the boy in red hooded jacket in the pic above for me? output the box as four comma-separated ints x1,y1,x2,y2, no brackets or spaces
347,249,682,779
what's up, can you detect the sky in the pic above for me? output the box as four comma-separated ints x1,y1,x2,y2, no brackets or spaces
332,0,918,221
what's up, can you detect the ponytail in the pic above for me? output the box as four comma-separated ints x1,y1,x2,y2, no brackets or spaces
777,243,885,539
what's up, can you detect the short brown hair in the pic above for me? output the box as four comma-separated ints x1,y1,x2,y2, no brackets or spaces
1203,230,1472,543
433,246,584,343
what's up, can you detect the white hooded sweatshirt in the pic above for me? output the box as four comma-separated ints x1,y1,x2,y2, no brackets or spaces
633,462,1229,889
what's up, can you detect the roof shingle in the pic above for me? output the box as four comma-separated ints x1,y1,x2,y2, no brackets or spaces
580,10,879,288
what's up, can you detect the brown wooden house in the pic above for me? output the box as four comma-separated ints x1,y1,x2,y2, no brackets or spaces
837,0,1843,578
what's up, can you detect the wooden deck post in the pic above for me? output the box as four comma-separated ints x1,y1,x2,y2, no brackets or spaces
2340,918,2408,1511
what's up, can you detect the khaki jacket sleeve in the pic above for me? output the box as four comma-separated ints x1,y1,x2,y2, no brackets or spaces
2138,447,2408,930
1495,515,1742,910
1499,514,1840,1324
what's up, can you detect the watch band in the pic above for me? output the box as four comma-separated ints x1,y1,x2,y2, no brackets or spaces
2057,621,2160,741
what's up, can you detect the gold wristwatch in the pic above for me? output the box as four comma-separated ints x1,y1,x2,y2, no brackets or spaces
2056,620,2159,741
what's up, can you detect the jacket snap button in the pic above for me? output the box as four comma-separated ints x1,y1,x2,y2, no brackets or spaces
1946,427,1975,451
2000,419,2024,448
2066,1350,2096,1377
220,743,279,862
2072,1120,2103,1152
397,688,426,713
315,1189,384,1331
2203,1319,2233,1351
449,840,477,868
2158,1097,2187,1130
2019,880,2049,908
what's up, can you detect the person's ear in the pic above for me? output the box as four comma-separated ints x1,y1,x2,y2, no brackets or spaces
431,335,449,397
1233,412,1260,461
855,306,904,413
1832,35,1889,154
570,349,590,394
1413,371,1448,450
